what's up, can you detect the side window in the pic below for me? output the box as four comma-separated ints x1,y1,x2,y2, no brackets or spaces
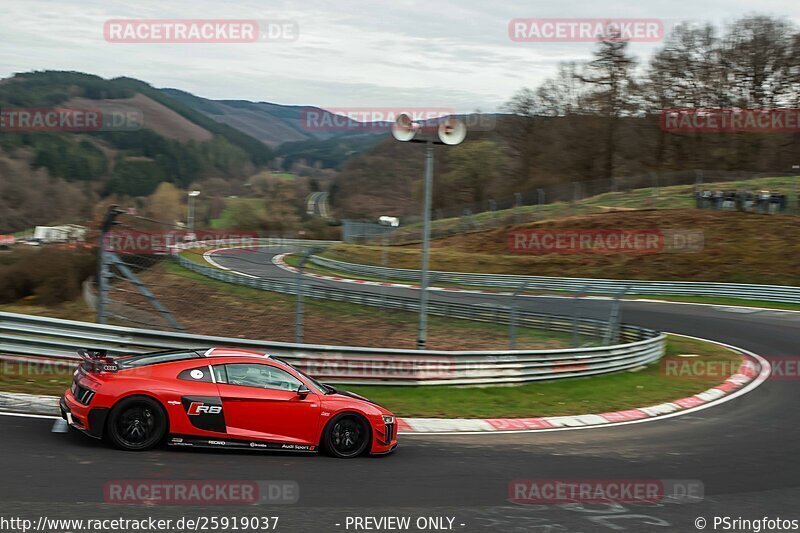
219,364,303,392
178,366,213,383
213,365,228,384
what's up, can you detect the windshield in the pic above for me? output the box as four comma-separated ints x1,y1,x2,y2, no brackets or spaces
274,358,334,394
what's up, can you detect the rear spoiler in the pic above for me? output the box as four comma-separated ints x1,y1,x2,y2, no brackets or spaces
77,349,118,373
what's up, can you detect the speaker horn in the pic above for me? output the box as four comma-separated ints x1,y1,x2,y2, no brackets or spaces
391,113,420,142
437,117,467,145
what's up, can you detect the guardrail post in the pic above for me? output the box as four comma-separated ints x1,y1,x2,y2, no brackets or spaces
97,245,109,325
604,286,629,345
97,205,125,324
509,281,529,349
295,246,326,343
572,285,591,347
381,231,389,310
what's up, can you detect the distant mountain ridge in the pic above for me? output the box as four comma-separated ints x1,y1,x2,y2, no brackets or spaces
0,70,274,199
160,88,499,149
161,89,341,146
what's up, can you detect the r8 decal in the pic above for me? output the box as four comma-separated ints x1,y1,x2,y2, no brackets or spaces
181,396,226,432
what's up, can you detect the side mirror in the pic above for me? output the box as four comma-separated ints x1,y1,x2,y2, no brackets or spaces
297,385,311,398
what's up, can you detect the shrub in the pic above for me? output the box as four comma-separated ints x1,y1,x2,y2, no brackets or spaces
0,248,95,306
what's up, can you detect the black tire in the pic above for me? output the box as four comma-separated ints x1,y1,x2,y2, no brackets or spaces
322,414,371,458
106,396,167,451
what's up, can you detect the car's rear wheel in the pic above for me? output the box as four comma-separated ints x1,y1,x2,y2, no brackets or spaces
323,414,370,458
107,396,167,451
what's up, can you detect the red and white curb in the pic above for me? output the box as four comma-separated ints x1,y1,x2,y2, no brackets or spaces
397,338,770,435
0,341,771,435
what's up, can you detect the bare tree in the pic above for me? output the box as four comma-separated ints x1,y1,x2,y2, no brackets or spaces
576,33,638,180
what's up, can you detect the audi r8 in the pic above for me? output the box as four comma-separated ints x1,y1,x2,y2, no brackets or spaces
60,347,398,458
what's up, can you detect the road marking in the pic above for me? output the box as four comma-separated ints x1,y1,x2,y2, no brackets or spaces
204,249,259,278
0,411,59,420
51,419,68,432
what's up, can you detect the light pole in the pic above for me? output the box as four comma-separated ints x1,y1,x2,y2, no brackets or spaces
187,190,201,230
391,114,466,349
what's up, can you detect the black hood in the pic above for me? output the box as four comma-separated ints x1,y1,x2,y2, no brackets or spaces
331,388,385,409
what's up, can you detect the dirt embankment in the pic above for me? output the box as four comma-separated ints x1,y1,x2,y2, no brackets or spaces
325,209,800,285
110,265,570,350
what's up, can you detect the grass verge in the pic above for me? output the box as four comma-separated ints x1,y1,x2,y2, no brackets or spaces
345,334,743,418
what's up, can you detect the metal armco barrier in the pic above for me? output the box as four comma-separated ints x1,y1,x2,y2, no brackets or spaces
178,238,341,250
310,256,800,304
175,255,641,344
0,311,665,386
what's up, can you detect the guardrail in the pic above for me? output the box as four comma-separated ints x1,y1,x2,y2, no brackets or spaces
175,255,638,344
0,311,665,386
310,256,800,304
178,238,341,251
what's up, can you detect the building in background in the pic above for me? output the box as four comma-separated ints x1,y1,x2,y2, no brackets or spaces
32,224,87,243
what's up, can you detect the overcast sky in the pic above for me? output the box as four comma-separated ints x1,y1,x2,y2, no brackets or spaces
1,0,797,112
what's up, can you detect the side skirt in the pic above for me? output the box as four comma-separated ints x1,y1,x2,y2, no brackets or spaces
168,435,318,453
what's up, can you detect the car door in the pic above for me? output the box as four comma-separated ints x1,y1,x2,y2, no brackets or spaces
212,363,320,445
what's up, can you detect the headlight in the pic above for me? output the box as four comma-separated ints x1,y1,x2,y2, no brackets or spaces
382,415,395,425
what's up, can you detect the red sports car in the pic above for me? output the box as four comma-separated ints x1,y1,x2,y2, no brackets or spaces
60,347,398,458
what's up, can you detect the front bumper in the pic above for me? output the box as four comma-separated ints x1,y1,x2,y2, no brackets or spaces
371,442,399,456
370,418,398,454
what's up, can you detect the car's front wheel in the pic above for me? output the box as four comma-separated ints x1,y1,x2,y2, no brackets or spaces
322,414,370,458
107,396,167,451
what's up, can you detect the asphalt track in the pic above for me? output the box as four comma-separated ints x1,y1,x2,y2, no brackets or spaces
1,246,798,532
